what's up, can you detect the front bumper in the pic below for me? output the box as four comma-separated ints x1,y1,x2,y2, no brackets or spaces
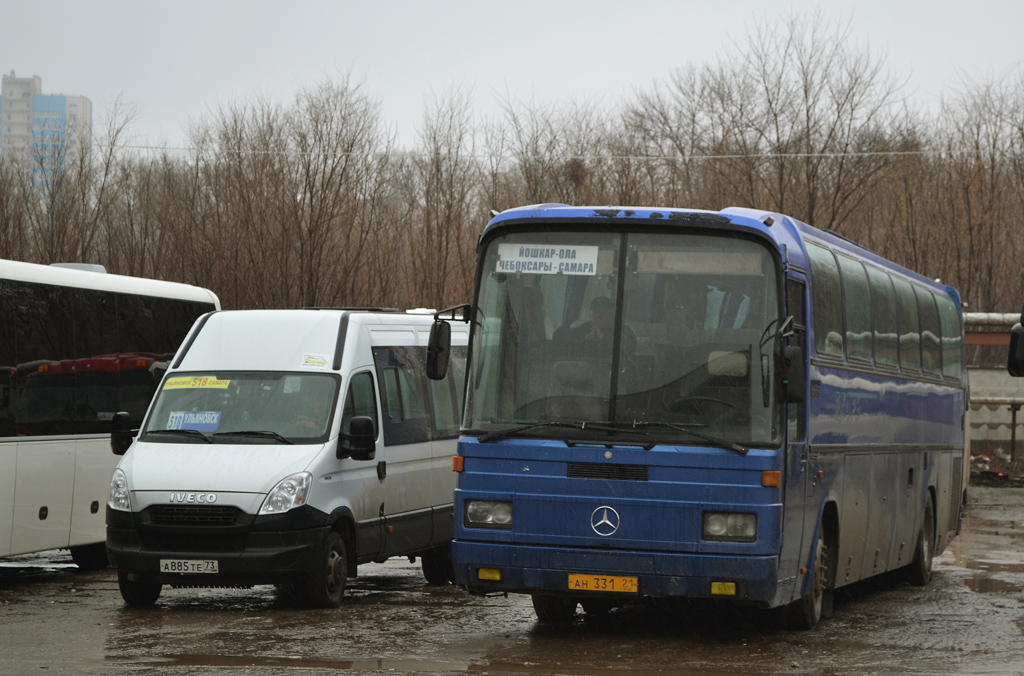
453,540,779,605
106,505,330,587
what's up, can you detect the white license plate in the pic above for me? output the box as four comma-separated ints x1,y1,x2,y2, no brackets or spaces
159,559,219,574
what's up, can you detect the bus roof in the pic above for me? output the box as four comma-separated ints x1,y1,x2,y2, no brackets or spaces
484,204,956,300
0,257,220,307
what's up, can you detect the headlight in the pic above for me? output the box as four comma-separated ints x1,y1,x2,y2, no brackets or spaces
702,512,757,542
259,472,312,515
464,499,513,529
108,468,131,512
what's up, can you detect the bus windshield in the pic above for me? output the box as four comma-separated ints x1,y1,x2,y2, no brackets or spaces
466,231,784,446
142,371,341,445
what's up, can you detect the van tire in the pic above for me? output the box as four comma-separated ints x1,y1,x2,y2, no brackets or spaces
70,543,108,571
421,544,455,585
298,530,347,608
117,571,161,606
906,496,934,586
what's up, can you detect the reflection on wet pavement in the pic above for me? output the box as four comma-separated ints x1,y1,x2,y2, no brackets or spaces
2,487,1023,676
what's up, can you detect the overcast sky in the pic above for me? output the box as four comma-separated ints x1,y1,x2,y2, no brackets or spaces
4,1,1023,152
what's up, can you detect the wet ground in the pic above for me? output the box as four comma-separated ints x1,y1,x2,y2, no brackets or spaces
2,486,1022,676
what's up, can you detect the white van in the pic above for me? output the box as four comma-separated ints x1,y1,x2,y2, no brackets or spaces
105,308,467,608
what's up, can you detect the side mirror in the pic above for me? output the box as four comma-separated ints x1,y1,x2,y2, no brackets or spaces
782,345,806,404
110,411,137,456
340,415,376,461
426,320,452,380
1008,323,1024,377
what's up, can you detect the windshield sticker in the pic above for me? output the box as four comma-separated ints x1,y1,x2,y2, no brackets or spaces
167,411,222,432
497,244,599,276
163,376,231,390
301,354,328,368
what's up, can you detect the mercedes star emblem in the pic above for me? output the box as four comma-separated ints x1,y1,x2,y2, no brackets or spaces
590,506,620,536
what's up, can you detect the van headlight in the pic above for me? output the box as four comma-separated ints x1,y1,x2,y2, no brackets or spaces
464,500,513,529
108,468,131,512
259,472,312,514
702,512,757,542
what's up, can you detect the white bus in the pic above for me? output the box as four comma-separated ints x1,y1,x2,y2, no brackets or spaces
0,259,219,568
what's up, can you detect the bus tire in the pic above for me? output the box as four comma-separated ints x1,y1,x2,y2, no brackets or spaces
531,594,578,623
70,543,108,571
421,543,455,585
297,530,347,608
906,496,934,586
780,530,829,630
117,571,161,606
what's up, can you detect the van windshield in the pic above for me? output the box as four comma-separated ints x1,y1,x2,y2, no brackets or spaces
141,372,341,444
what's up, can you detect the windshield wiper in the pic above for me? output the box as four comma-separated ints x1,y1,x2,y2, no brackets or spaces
609,420,748,455
212,430,294,444
147,429,212,443
477,420,596,443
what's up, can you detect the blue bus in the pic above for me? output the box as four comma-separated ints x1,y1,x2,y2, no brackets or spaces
427,204,968,629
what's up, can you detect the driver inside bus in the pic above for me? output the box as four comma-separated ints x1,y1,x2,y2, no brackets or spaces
554,296,636,355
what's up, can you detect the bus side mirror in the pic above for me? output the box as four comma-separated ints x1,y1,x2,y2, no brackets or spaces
110,411,137,456
426,320,452,381
341,416,376,461
1008,323,1024,377
783,346,806,403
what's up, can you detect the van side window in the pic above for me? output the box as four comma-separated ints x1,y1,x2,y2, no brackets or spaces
373,346,430,445
341,371,378,440
429,346,467,440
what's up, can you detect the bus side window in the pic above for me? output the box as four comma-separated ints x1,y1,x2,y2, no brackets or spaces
892,276,921,372
935,294,963,380
916,286,943,376
865,265,899,368
835,254,872,363
786,278,807,442
805,243,844,358
341,372,379,445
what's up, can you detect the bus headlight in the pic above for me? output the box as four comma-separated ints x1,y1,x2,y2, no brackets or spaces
107,468,131,512
464,500,513,529
702,512,757,542
259,472,312,514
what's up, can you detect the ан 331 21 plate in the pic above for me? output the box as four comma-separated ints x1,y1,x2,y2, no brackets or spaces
568,574,638,593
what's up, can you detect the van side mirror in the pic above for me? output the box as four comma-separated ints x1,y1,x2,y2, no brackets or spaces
111,411,137,456
426,320,452,380
341,416,376,461
782,345,806,403
1009,323,1024,377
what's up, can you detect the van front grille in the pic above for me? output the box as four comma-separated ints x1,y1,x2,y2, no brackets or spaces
147,505,241,526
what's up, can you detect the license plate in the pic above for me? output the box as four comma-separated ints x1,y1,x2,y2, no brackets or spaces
568,574,638,593
159,559,219,574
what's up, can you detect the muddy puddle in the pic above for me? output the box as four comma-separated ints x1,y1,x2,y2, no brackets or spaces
2,486,1023,676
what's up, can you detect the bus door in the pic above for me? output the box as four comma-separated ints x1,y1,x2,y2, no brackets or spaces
781,276,810,586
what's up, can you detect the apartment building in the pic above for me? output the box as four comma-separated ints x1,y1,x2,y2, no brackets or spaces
1,71,92,186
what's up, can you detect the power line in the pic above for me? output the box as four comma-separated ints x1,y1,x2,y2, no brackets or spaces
98,143,946,162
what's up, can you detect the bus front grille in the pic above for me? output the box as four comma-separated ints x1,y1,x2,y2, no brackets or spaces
567,462,648,481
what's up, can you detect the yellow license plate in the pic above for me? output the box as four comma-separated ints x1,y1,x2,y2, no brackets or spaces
568,574,638,593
